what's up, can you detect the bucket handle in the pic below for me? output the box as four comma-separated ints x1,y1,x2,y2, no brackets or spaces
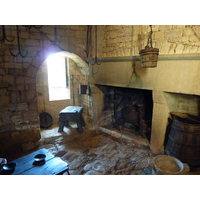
146,25,153,48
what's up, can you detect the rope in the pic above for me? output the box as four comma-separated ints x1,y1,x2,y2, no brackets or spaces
146,25,153,48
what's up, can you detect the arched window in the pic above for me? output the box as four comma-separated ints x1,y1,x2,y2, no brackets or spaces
47,53,70,101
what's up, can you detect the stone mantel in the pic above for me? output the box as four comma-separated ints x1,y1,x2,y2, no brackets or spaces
89,53,200,154
87,53,200,63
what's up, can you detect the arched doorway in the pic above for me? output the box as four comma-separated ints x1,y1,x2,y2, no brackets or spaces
36,50,90,128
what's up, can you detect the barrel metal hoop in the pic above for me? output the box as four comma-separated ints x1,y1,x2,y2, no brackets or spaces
168,134,200,147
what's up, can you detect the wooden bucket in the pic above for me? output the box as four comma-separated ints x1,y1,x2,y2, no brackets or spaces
165,115,200,167
139,47,159,68
149,155,190,175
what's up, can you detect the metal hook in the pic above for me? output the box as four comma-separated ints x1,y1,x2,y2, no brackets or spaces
0,25,14,42
22,25,43,30
33,25,43,29
49,25,60,45
91,25,101,65
9,25,28,58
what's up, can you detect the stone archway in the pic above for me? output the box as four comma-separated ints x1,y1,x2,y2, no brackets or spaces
26,44,89,79
35,45,90,127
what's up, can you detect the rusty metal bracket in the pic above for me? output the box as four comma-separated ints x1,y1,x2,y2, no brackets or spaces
22,25,43,30
9,25,28,58
0,25,14,42
91,25,101,65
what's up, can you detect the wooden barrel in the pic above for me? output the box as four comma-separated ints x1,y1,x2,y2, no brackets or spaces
165,116,200,167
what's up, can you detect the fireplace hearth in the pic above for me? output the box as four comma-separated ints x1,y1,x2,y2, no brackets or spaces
96,85,153,142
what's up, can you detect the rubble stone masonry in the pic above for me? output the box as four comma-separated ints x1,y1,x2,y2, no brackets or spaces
0,25,88,156
98,25,200,57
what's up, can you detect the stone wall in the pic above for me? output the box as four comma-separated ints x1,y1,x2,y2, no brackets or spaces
96,25,200,58
0,25,89,156
89,25,200,154
1,25,200,157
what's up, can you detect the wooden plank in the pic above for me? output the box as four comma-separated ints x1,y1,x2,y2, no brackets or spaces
19,157,69,175
0,148,69,175
0,148,57,175
11,148,54,175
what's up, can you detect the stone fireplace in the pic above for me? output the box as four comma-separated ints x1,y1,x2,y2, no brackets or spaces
96,85,153,142
90,54,200,154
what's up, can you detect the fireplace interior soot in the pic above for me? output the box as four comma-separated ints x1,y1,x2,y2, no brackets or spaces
97,85,153,141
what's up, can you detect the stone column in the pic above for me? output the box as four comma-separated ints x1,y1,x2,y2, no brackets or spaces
150,90,170,154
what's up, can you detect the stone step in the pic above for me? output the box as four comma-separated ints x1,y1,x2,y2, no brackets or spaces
99,125,150,148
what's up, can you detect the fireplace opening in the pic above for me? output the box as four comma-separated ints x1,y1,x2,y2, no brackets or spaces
96,85,153,142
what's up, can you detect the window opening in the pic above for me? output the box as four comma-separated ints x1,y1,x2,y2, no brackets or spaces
47,53,70,101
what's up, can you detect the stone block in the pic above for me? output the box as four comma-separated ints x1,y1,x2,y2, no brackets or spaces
165,30,182,38
41,26,54,34
0,123,15,132
23,110,38,120
175,44,184,54
0,82,9,88
0,88,7,96
159,25,172,31
189,35,199,42
189,45,198,53
26,90,36,101
26,65,37,78
1,109,12,124
153,31,164,40
182,45,193,53
3,75,14,84
21,142,35,151
17,102,28,111
29,101,38,110
153,91,165,104
70,25,84,31
11,114,23,124
76,30,87,39
168,43,176,54
182,28,194,37
56,27,65,36
0,68,5,75
16,84,25,90
66,29,77,38
20,31,30,39
9,103,17,111
0,96,10,106
25,77,35,84
160,41,170,54
10,91,19,103
196,47,200,53
16,76,24,84
11,131,21,140
25,39,40,46
30,56,42,69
